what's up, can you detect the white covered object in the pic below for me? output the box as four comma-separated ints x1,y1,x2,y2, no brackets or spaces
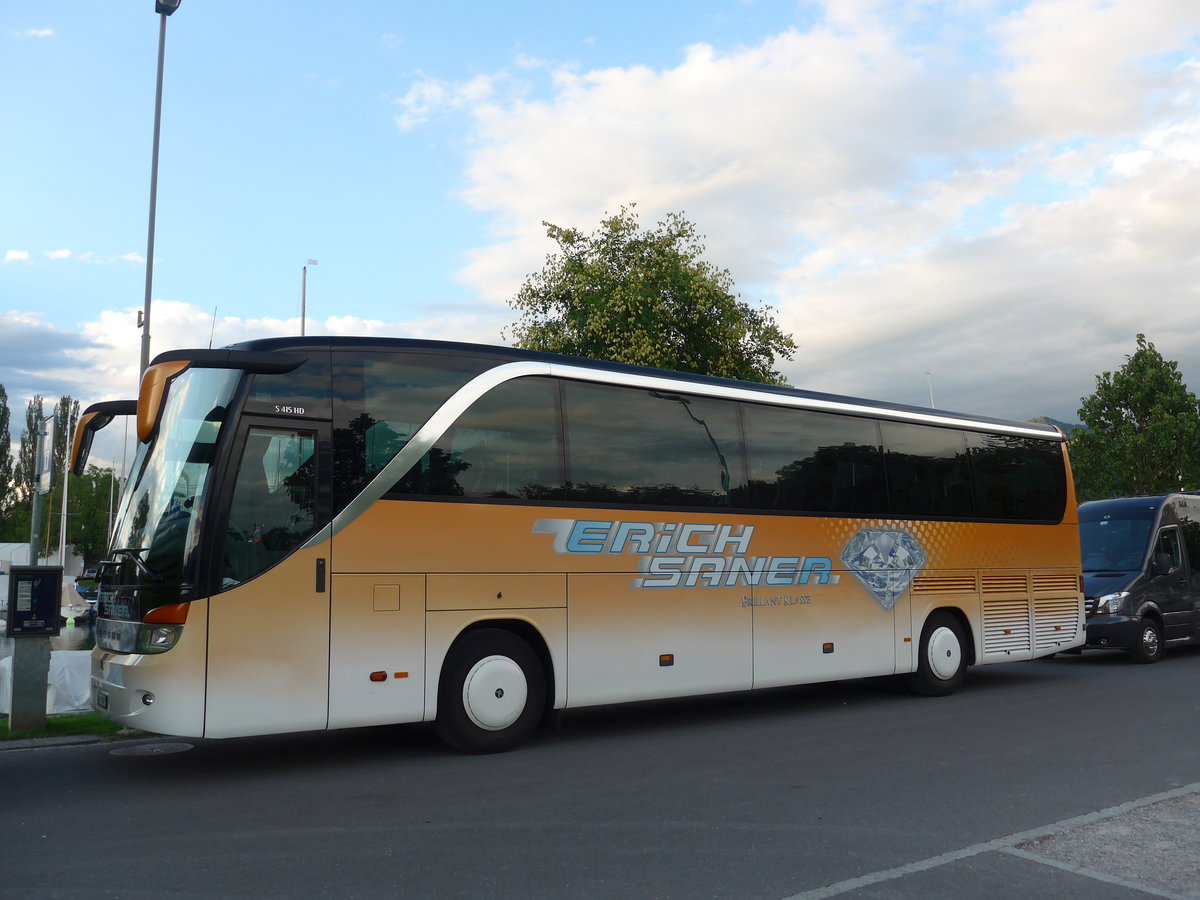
0,649,92,715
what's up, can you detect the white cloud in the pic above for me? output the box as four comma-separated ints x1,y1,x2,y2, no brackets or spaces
4,250,30,263
415,0,1200,421
995,0,1200,139
121,252,144,263
58,300,509,418
393,74,497,131
45,249,71,260
15,28,54,38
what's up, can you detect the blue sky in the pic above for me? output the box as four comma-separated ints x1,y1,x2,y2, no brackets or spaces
3,1,1200,466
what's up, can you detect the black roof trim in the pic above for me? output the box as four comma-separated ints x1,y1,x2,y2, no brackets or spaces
215,335,1059,437
150,348,306,375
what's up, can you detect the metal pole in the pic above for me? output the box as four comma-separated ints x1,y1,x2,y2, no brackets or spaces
300,264,307,336
140,12,170,376
29,491,43,567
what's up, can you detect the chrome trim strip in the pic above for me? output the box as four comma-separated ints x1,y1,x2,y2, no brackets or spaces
325,360,1061,539
543,362,1060,438
300,522,333,553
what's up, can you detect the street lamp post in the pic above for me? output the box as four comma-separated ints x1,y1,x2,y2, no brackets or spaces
139,0,183,377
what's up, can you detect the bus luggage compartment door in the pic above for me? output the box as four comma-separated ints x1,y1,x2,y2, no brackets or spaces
328,574,426,729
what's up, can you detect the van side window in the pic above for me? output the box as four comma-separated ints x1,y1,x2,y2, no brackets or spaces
1177,505,1200,570
1156,529,1182,571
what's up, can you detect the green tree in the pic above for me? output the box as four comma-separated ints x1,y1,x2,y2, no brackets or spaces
0,384,12,535
3,394,44,544
40,396,81,562
1070,334,1200,500
507,206,796,385
14,395,44,501
70,464,119,566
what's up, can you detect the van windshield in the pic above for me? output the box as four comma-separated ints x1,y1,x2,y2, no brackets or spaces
1079,510,1156,572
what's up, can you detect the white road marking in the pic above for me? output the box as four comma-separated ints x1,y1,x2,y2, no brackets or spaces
785,781,1200,900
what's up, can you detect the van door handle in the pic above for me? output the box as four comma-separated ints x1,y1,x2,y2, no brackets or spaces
316,558,327,593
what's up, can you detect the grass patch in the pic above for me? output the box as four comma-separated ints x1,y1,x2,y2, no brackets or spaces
3,712,127,741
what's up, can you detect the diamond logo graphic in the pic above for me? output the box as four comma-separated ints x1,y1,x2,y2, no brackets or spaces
840,529,927,610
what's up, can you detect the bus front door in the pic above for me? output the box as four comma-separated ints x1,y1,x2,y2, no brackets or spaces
204,420,332,738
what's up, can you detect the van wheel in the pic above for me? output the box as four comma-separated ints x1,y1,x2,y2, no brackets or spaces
436,629,545,753
1131,619,1164,664
904,612,967,696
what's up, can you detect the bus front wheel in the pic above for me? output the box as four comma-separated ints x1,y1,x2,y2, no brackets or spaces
435,628,546,753
904,612,967,697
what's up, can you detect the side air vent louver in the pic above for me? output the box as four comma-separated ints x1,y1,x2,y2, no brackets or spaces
1033,573,1080,594
983,597,1032,655
912,575,977,594
1034,597,1080,650
982,574,1029,594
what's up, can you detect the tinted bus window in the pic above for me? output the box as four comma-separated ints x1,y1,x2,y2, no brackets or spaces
743,403,885,514
332,351,498,510
967,432,1065,521
882,422,972,517
394,376,564,500
564,381,744,507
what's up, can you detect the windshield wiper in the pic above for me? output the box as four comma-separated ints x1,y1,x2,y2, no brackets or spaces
111,547,165,583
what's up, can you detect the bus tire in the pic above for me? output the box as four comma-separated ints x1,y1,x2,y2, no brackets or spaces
1130,618,1164,664
904,611,967,697
435,628,545,754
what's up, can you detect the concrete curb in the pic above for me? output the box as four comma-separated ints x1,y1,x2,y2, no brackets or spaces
0,734,107,751
0,729,146,752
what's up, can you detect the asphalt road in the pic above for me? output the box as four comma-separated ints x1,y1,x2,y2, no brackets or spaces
4,647,1200,899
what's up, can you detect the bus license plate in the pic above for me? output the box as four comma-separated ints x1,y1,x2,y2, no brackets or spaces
96,691,108,710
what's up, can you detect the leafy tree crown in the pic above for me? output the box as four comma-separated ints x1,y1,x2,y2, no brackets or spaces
506,205,796,385
1070,334,1200,499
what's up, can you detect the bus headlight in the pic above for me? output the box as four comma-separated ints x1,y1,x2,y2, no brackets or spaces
137,624,182,654
1095,592,1129,616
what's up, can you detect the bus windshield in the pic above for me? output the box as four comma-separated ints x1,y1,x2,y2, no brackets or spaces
108,366,242,603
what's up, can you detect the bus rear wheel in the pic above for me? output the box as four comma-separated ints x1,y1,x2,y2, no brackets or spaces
435,628,546,754
904,612,967,697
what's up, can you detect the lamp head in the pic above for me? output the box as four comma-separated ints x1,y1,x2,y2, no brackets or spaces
155,0,182,15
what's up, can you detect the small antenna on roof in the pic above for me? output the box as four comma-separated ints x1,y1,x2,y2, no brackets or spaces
208,307,217,349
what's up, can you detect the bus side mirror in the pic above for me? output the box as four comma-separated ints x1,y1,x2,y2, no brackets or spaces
71,400,137,476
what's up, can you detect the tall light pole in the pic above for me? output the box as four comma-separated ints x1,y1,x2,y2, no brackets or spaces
300,259,317,336
139,0,183,376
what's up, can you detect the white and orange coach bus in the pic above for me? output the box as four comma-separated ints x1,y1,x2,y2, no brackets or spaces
73,338,1083,752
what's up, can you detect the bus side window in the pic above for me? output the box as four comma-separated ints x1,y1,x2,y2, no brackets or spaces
743,403,884,514
881,422,972,518
394,377,564,501
967,433,1065,522
330,350,497,512
563,381,744,507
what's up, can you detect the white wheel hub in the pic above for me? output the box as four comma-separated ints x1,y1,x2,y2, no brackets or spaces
462,654,528,731
926,626,962,681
